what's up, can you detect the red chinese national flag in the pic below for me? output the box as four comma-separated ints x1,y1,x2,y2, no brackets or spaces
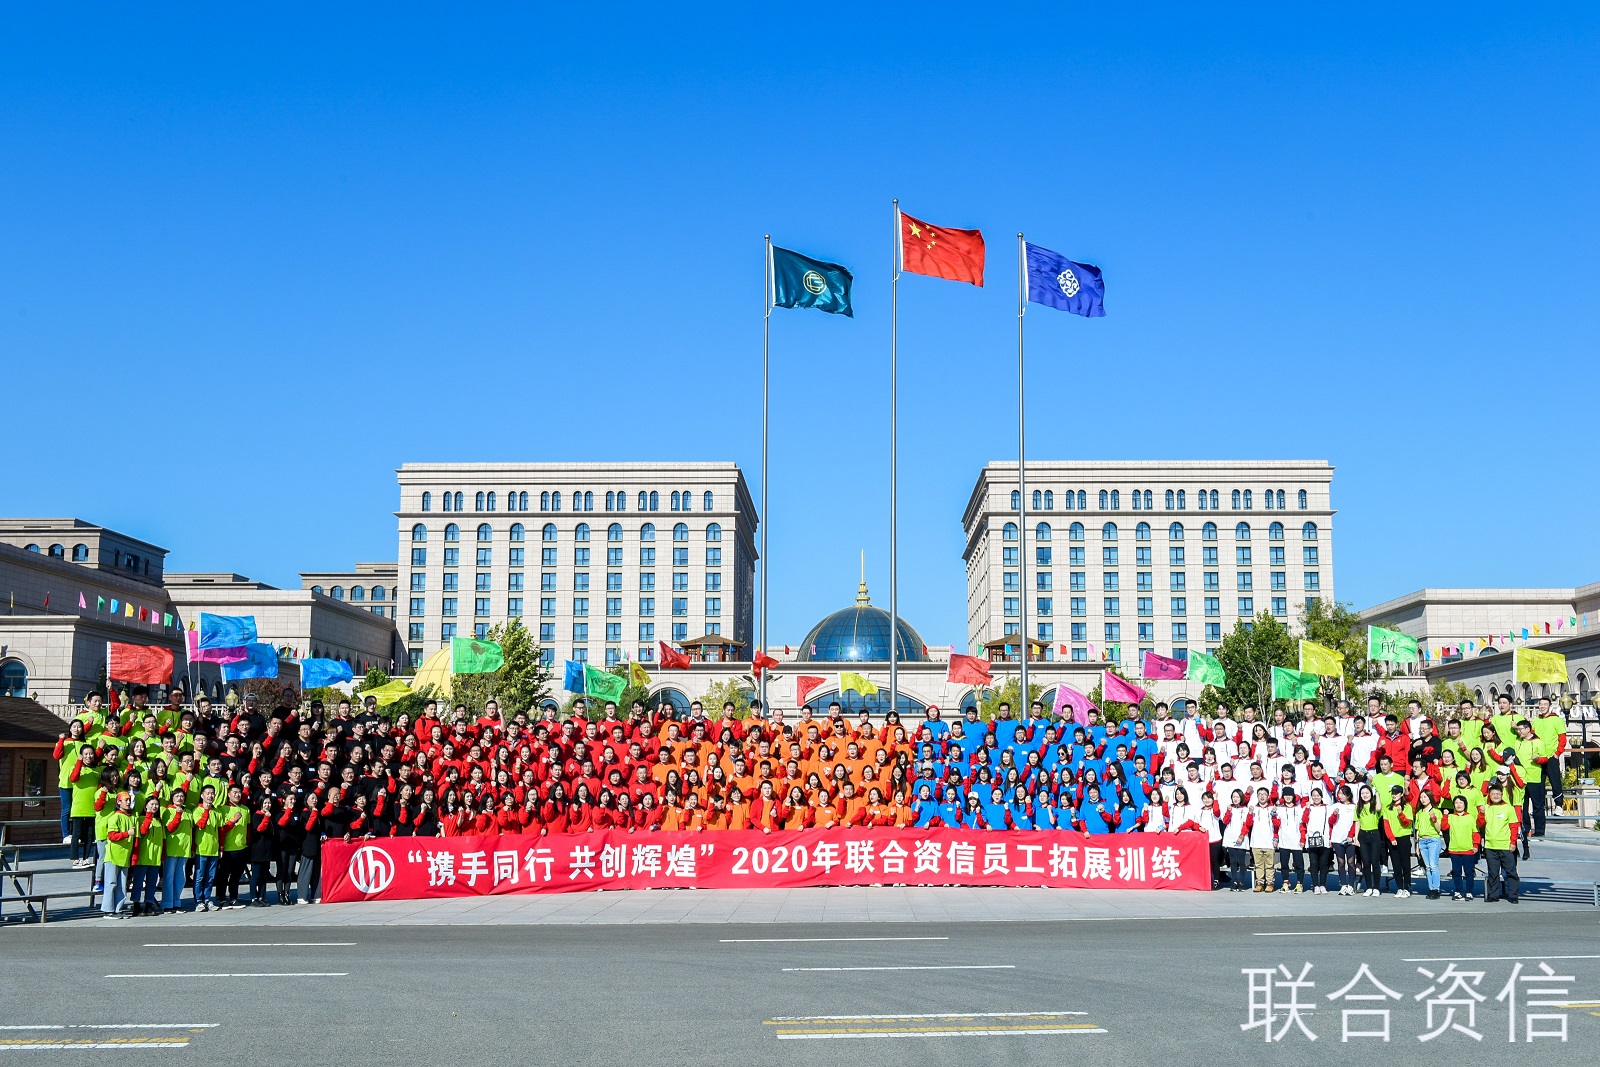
946,652,993,687
108,642,175,685
899,209,985,286
658,641,691,670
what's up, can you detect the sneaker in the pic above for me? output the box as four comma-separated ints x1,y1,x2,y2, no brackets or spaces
1427,890,1440,900
1253,885,1264,892
1450,892,1461,901
92,883,103,893
1397,889,1410,899
1293,885,1303,894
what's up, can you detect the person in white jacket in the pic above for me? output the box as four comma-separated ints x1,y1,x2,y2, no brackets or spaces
1302,788,1334,894
1272,788,1307,893
1328,785,1359,895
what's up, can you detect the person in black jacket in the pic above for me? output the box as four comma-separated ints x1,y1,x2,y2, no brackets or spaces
274,791,310,904
248,780,277,905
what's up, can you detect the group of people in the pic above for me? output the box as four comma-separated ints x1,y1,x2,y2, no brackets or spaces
54,684,1567,915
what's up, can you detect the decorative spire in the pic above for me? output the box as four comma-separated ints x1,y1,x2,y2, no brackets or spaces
856,549,870,604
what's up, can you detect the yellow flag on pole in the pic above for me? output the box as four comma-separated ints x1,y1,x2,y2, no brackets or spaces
628,660,651,689
839,671,878,696
1514,647,1567,684
1298,640,1345,677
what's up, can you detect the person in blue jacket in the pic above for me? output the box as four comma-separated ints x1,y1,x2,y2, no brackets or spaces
979,786,1012,831
1114,789,1142,831
911,783,941,828
936,785,965,828
1005,785,1034,830
1031,789,1066,830
992,703,1023,752
1074,785,1117,834
960,792,986,829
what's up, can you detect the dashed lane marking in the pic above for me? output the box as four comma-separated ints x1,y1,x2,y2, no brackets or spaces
765,1012,1106,1040
782,965,1014,972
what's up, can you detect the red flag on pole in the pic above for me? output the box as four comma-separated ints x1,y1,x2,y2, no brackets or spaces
946,652,993,687
108,642,175,685
795,675,827,708
658,641,691,670
898,209,985,286
752,651,779,678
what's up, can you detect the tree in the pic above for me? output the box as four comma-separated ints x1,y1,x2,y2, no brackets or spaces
978,677,1044,722
448,619,553,714
700,677,754,719
363,667,389,691
1203,612,1296,714
1300,598,1370,700
1086,665,1150,725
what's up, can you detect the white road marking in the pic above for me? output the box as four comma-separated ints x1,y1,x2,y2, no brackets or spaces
0,1041,193,1050
722,936,948,943
767,1011,1105,1039
1253,929,1447,937
0,1026,218,1032
776,1029,1107,1039
769,1012,1088,1020
783,965,1015,972
1403,955,1600,963
104,972,347,979
142,942,356,948
0,1025,217,1053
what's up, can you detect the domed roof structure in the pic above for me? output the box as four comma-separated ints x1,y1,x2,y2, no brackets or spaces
794,578,929,663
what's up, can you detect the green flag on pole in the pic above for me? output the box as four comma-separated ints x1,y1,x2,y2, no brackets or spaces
451,636,504,674
584,663,626,703
771,246,854,317
1187,649,1227,687
1366,625,1419,664
1271,665,1320,700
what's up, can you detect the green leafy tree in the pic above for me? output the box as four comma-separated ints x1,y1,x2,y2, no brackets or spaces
978,677,1045,722
1086,665,1150,725
449,618,552,714
1203,612,1296,714
1300,598,1370,699
363,667,389,690
700,677,754,719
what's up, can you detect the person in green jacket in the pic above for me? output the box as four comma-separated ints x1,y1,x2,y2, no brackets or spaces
129,796,166,916
91,766,122,894
1380,785,1415,898
161,790,194,914
1442,795,1480,900
65,744,102,869
1480,783,1520,903
192,785,222,912
1413,791,1446,899
1531,698,1567,809
101,792,137,917
52,720,90,845
217,784,251,909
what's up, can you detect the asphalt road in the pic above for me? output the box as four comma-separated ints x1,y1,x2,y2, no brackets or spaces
4,912,1597,1064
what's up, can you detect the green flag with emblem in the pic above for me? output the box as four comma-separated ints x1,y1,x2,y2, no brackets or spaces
451,636,504,674
1271,665,1320,700
1186,649,1227,687
1366,625,1418,664
584,664,626,703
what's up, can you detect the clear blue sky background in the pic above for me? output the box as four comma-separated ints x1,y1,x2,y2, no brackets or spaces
4,4,1596,645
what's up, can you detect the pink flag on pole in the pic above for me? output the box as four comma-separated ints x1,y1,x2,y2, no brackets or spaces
1102,670,1148,705
78,592,87,609
1141,650,1186,680
1052,684,1097,728
186,630,248,665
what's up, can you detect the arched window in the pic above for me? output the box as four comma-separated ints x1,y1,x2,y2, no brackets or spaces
1101,522,1118,541
706,523,722,541
1202,522,1218,541
552,492,562,512
1135,522,1151,541
372,586,385,602
442,493,453,512
1169,522,1185,540
1302,522,1318,540
1012,490,1022,510
1198,490,1208,511
673,523,689,542
311,585,324,595
453,492,463,511
1064,491,1075,510
541,492,551,511
1110,490,1120,510
444,524,460,542
422,492,432,512
1032,490,1042,510
1276,490,1286,510
72,543,88,561
606,492,615,511
640,523,656,541
1209,490,1219,510
1144,490,1153,509
509,523,525,542
1231,490,1241,509
608,523,623,542
681,488,691,509
411,524,427,541
1003,522,1018,542
1298,489,1308,510
649,492,659,511
1165,490,1174,509
1076,490,1086,510
0,660,28,698
486,492,497,512
1235,522,1251,540
614,489,624,512
671,492,681,511
1242,490,1253,509
351,586,366,601
1043,490,1053,510
1176,490,1186,510
1068,522,1085,542
476,523,492,542
542,524,557,542
331,586,345,600
1035,522,1051,541
1263,488,1274,510
703,491,713,511
575,523,590,542
1269,522,1284,541
584,491,593,511
519,492,529,511
1131,491,1142,511
48,543,64,558
1098,490,1108,509
638,491,648,511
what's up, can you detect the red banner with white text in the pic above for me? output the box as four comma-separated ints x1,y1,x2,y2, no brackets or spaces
322,829,1210,901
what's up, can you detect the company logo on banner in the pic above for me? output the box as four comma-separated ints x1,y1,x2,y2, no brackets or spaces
321,828,1210,903
349,844,396,894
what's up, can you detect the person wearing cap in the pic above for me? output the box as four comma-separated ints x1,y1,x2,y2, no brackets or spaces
1379,783,1415,898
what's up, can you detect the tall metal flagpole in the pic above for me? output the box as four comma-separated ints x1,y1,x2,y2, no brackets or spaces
1017,234,1029,710
761,236,772,715
890,200,901,718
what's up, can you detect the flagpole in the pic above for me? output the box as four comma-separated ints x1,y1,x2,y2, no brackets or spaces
890,199,900,719
1017,233,1029,711
761,235,772,716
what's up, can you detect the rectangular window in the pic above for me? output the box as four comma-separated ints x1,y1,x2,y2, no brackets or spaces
1104,623,1121,642
1172,622,1188,642
540,597,555,616
1170,572,1187,591
573,623,589,642
408,622,425,641
509,547,524,568
673,548,689,567
1236,572,1253,590
1169,546,1185,566
1036,597,1053,617
607,572,623,591
541,572,556,591
476,548,492,567
1238,597,1254,616
410,572,426,591
1236,546,1251,566
1137,597,1153,617
705,597,722,616
606,597,622,617
508,573,524,592
474,597,490,617
1003,572,1020,591
574,548,590,567
507,597,523,616
607,547,623,567
540,648,554,667
672,597,688,616
1036,572,1052,591
1003,623,1020,636
1136,572,1152,591
1305,571,1321,590
1204,572,1220,591
1071,646,1088,662
441,597,457,617
672,572,688,591
672,623,688,642
606,623,622,643
442,572,459,592
1070,572,1086,591
410,597,426,617
1272,596,1288,617
1103,573,1119,591
1138,623,1154,642
1036,546,1052,566
1206,622,1222,642
1102,547,1118,566
639,573,655,591
1104,597,1120,616
1136,547,1152,567
540,622,555,642
1037,623,1054,641
1002,547,1019,566
638,623,654,642
410,649,425,668
1204,597,1220,616
1070,597,1086,616
1304,546,1319,565
1071,622,1087,642
639,547,655,567
639,597,655,616
441,623,457,640
542,547,558,567
1069,547,1085,566
705,573,721,591
443,548,459,567
571,648,588,663
572,574,589,593
605,648,621,668
475,573,491,591
474,623,489,639
705,548,721,567
1271,571,1286,590
1203,547,1218,566
573,597,589,616
1003,597,1020,617
1269,546,1285,566
411,548,427,567
1171,597,1187,616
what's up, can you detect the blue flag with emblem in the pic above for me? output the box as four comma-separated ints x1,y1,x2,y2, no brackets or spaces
300,658,353,689
564,659,585,693
771,245,853,317
1024,242,1105,317
221,642,279,681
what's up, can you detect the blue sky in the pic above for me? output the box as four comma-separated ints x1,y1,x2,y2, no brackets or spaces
4,4,1596,644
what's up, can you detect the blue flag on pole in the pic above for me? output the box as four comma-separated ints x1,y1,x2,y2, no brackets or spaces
1024,242,1105,317
564,659,585,693
198,612,258,650
300,658,353,689
222,642,279,681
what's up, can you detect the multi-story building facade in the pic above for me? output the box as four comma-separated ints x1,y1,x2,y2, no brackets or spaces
963,461,1336,665
300,563,401,620
395,463,757,670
